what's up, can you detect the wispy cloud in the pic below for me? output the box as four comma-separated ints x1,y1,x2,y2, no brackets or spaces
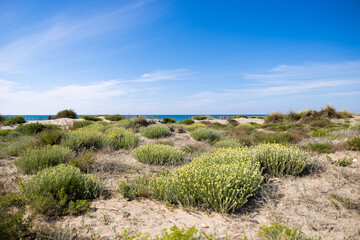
119,69,191,83
0,0,154,74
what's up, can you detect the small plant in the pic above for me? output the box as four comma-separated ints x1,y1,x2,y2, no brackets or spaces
236,123,255,132
184,122,207,131
252,144,310,177
310,142,333,153
61,129,112,151
119,175,152,200
150,148,263,213
161,117,176,124
214,139,243,148
179,119,195,125
68,200,91,215
327,155,353,167
55,109,77,119
22,164,103,216
39,129,64,146
192,115,207,120
132,144,185,165
191,127,222,141
4,116,26,126
265,112,284,123
6,136,39,156
141,124,171,139
329,193,354,209
348,137,360,150
104,114,124,121
68,152,95,173
72,120,93,129
105,127,139,149
80,115,102,121
15,145,75,174
258,222,308,240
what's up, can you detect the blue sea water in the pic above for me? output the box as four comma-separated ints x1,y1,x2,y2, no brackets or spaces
3,114,265,122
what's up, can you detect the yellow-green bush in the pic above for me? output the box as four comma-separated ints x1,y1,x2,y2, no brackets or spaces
214,139,243,148
191,127,222,141
105,127,139,149
15,145,75,174
61,128,112,151
183,122,207,131
150,148,263,213
141,124,170,139
132,144,185,165
251,143,309,177
23,164,103,216
236,123,256,131
6,136,39,156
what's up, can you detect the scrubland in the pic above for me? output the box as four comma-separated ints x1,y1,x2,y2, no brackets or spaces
0,106,359,239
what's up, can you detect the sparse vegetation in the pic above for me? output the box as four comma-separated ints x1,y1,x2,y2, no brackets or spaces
192,115,207,120
6,136,39,156
214,139,244,148
348,137,360,150
141,124,171,139
258,222,308,240
80,115,102,121
55,109,77,119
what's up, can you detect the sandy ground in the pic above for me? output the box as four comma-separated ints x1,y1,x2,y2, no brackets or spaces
195,117,265,125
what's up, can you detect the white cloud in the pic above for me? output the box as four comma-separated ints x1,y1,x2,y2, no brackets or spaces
119,69,191,83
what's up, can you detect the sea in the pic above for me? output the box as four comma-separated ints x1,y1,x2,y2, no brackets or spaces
2,114,265,122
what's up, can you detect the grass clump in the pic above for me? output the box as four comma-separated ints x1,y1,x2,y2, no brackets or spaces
105,127,139,149
80,115,102,121
22,164,103,216
141,124,170,139
258,222,308,240
150,148,263,213
191,127,222,141
192,115,207,120
265,112,284,123
179,119,195,125
252,144,310,177
55,109,77,119
184,122,207,131
6,136,39,156
4,116,26,126
104,114,124,121
15,145,75,174
39,129,64,146
119,175,152,200
0,129,13,136
233,114,248,118
61,129,111,151
214,139,244,148
348,137,360,150
132,144,185,165
72,120,93,129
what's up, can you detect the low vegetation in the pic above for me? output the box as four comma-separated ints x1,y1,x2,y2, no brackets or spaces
61,129,112,151
3,116,26,126
16,122,60,134
80,115,102,121
178,119,195,125
184,122,207,131
141,124,171,139
190,127,222,141
161,117,176,124
103,114,124,121
213,139,244,148
105,127,139,149
132,144,185,165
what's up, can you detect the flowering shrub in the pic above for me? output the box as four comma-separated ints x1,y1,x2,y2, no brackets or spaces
23,164,103,216
61,128,112,151
141,124,170,139
190,127,222,141
150,148,263,213
183,122,207,131
132,144,185,165
251,143,310,177
15,145,75,174
105,127,139,149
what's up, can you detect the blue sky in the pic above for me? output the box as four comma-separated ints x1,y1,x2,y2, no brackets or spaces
0,0,359,114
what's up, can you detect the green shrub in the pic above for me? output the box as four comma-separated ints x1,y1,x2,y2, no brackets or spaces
252,144,309,177
80,115,101,121
236,123,255,131
141,124,170,139
68,200,91,215
214,139,244,148
179,119,195,125
258,222,308,240
105,127,139,149
192,115,207,120
55,109,77,119
233,115,248,118
4,116,25,126
0,114,5,123
348,137,360,150
68,152,95,173
23,164,103,216
150,148,263,213
0,129,13,136
161,117,176,124
265,112,284,123
132,144,185,165
103,114,124,121
184,122,207,131
191,127,221,141
61,129,112,151
286,111,302,121
6,136,39,156
114,119,133,129
15,123,60,135
71,120,93,129
119,175,152,200
15,145,75,174
39,129,64,146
